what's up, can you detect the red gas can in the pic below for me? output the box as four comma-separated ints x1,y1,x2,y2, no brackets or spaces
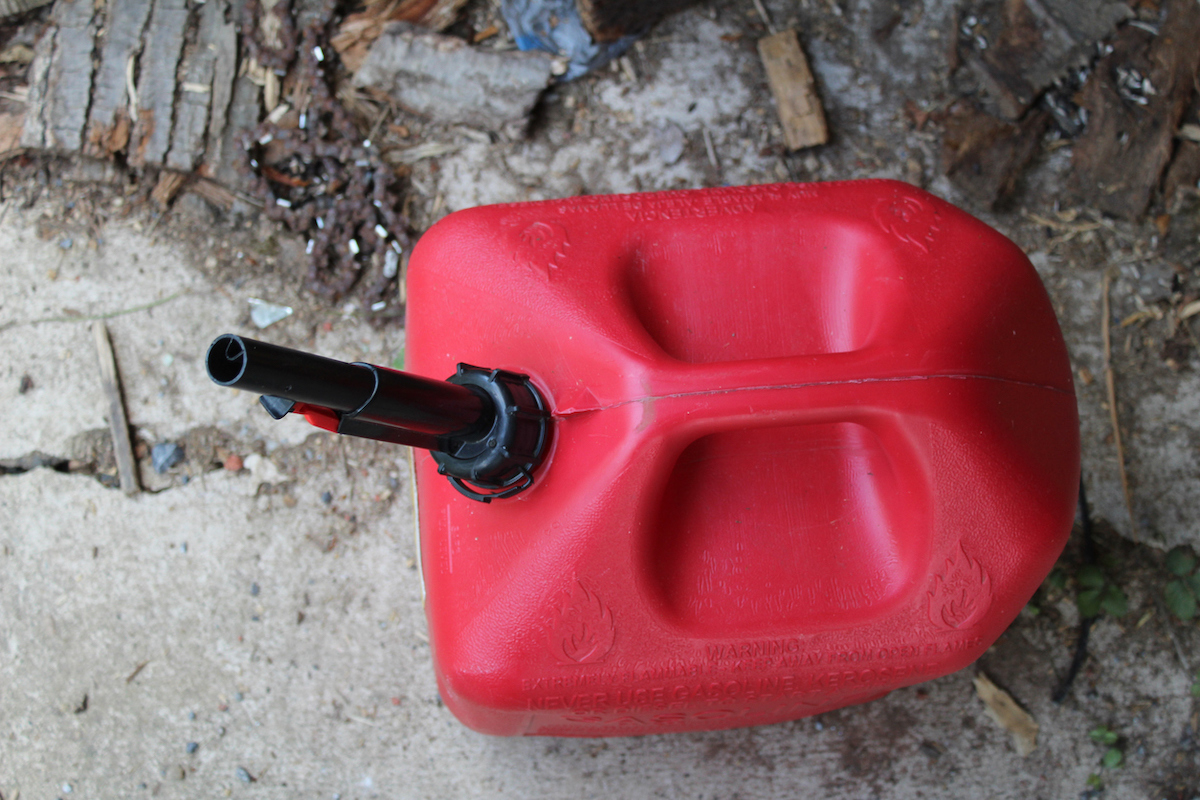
404,180,1079,736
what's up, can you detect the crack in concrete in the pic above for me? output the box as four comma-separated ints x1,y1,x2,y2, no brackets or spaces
0,450,74,475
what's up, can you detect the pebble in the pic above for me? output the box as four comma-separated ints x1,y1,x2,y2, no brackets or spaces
235,692,245,702
658,123,686,166
186,742,199,754
187,711,196,720
59,237,73,250
236,767,253,784
62,783,73,793
151,442,185,474
224,454,244,471
250,582,260,597
321,491,333,504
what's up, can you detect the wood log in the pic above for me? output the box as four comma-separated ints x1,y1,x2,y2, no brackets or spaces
0,0,52,19
204,0,240,173
167,0,229,171
130,0,190,167
85,0,153,158
20,0,97,152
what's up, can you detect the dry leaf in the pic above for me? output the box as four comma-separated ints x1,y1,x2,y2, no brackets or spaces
974,673,1038,757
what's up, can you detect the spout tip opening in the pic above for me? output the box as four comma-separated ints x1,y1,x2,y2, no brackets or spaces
206,334,248,385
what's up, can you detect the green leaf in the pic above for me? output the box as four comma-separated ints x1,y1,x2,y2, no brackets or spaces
1090,727,1118,745
1078,588,1104,618
1026,604,1041,616
1086,773,1104,789
1077,565,1106,589
1102,747,1123,769
1100,585,1129,618
1046,569,1068,590
1165,580,1198,620
1187,571,1200,597
1165,546,1196,577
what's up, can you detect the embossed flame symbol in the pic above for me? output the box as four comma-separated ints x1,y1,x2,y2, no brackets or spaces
927,546,992,630
517,221,570,277
549,582,615,665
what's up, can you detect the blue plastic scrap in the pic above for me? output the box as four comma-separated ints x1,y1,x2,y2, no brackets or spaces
500,0,640,80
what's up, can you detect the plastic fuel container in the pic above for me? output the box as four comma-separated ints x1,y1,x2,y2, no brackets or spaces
207,179,1080,737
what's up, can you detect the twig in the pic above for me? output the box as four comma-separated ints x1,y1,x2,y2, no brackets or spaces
1052,479,1096,703
1156,598,1192,674
752,0,778,34
1102,273,1137,537
125,660,150,683
702,127,720,171
0,291,189,333
93,322,141,496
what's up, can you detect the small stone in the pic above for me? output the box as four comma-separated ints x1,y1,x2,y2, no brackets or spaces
250,582,260,597
59,237,73,250
18,374,33,394
187,711,196,720
247,297,293,329
658,123,686,165
224,454,244,471
62,783,73,793
151,442,185,474
235,692,245,701
236,767,254,783
186,742,199,754
321,491,333,504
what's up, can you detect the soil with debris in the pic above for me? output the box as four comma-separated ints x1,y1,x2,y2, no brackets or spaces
1,0,1199,797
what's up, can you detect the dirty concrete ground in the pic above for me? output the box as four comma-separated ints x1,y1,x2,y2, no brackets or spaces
2,0,1200,797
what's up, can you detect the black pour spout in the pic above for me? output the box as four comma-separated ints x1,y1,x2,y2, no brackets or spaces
205,334,550,502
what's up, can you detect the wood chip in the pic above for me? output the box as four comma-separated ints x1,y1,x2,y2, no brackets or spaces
0,109,24,156
187,175,237,210
93,321,141,496
472,24,499,43
757,29,828,151
973,673,1038,757
150,169,187,208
